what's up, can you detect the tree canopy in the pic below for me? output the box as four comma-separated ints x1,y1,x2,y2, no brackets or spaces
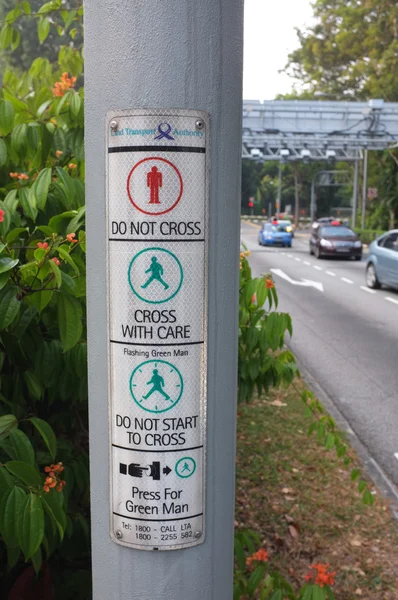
286,0,398,101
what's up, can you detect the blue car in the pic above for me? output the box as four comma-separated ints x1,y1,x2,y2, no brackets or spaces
258,223,292,247
366,230,398,289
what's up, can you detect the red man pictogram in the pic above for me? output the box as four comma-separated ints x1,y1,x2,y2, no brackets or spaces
147,166,163,204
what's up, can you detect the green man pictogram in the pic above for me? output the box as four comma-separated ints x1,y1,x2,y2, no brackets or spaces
141,256,169,290
142,369,170,402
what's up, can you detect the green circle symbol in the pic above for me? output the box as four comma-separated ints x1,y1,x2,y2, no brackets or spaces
128,247,183,304
175,457,196,479
129,359,184,414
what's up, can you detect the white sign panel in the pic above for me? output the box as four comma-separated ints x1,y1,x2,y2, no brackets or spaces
106,109,209,550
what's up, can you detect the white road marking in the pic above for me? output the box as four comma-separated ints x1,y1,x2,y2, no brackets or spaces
341,277,354,284
326,270,336,277
271,268,324,292
287,254,293,258
360,286,376,294
294,257,301,262
385,296,398,305
394,453,398,460
303,261,311,266
313,265,323,271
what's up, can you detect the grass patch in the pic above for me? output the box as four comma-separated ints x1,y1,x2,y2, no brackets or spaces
235,380,398,599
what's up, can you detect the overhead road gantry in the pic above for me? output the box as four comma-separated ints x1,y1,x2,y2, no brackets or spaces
242,99,398,225
242,99,398,162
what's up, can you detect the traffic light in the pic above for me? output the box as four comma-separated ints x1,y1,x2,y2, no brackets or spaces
248,201,254,208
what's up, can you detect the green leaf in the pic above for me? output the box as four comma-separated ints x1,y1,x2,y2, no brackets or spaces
0,415,18,440
38,16,50,43
19,187,38,222
0,257,18,273
350,468,361,481
362,489,375,505
247,564,267,595
30,417,57,460
10,27,20,51
0,25,13,50
49,259,62,288
23,370,42,400
69,92,81,117
33,168,52,211
48,209,77,233
0,287,20,330
0,272,10,290
0,486,26,547
61,271,77,294
0,138,7,166
6,227,28,244
0,428,35,467
0,467,14,503
11,123,27,156
22,2,32,15
55,167,76,207
34,247,46,262
57,293,83,351
13,306,36,339
42,491,66,541
27,290,53,314
5,461,41,487
18,493,45,560
31,546,42,574
78,230,86,252
66,205,85,234
57,245,79,273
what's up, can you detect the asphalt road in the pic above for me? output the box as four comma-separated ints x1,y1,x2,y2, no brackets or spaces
241,220,398,493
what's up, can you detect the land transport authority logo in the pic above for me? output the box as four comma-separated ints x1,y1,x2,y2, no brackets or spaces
130,359,183,414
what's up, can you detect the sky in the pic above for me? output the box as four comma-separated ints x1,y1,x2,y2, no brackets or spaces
243,0,314,101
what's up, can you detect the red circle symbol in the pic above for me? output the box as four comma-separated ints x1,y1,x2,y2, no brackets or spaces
126,156,183,216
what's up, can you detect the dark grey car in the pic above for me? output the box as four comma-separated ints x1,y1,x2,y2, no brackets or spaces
366,230,398,289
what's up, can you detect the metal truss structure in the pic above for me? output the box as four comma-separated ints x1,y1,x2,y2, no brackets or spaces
242,99,398,162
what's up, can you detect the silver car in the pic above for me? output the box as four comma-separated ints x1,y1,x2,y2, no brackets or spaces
366,230,398,289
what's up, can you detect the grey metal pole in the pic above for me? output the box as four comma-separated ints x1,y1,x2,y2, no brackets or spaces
352,159,359,228
277,162,282,215
310,176,316,222
361,149,368,229
84,2,243,600
294,165,300,226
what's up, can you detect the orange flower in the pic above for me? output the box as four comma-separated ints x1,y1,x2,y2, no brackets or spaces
52,72,77,97
55,150,63,157
9,172,19,179
18,173,29,181
51,257,61,266
43,463,66,493
251,293,256,304
305,563,336,588
66,232,78,243
246,548,268,566
68,163,77,170
265,278,274,289
0,209,4,223
37,242,49,249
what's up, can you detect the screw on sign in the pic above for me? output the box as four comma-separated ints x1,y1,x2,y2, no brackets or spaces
127,157,183,216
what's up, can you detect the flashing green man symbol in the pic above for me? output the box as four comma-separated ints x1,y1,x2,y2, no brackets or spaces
130,360,183,414
143,368,170,401
141,256,169,291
